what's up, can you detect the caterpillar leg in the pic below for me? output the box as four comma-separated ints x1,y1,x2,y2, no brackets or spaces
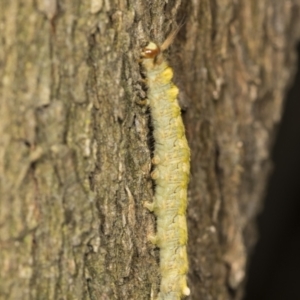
138,77,148,84
143,201,154,211
143,201,159,244
182,286,190,296
151,155,160,164
148,234,158,245
136,98,149,106
151,169,159,180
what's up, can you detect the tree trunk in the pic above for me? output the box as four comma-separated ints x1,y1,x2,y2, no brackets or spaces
0,1,299,299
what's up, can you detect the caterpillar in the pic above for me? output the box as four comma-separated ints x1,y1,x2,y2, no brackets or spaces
141,34,190,300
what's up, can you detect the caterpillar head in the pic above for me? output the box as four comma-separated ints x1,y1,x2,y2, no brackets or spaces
141,27,179,64
141,42,161,59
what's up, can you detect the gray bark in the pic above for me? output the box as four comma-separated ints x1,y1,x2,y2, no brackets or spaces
0,0,300,299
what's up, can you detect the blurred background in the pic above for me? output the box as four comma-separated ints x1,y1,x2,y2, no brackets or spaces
244,43,300,300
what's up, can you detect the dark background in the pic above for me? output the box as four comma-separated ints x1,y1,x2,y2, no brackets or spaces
244,43,300,299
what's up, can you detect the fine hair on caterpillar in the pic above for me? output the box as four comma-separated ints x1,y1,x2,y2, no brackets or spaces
141,28,190,300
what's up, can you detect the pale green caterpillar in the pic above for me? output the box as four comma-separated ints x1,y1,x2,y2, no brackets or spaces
141,35,190,300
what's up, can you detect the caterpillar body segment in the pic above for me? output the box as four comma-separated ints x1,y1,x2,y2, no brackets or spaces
141,41,190,300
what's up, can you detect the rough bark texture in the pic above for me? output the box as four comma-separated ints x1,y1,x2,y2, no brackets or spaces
0,1,300,299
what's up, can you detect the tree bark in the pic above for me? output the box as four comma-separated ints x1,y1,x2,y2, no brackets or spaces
0,0,299,299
